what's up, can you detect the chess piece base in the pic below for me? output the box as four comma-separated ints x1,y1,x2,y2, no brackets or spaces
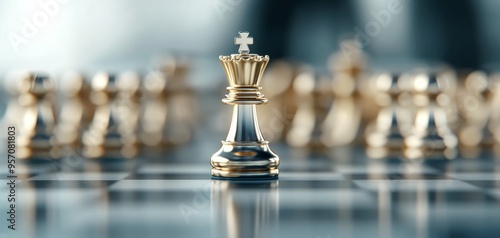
211,141,279,179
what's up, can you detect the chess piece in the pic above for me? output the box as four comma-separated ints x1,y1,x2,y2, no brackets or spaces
285,68,316,147
365,73,411,158
457,71,489,148
321,72,362,147
140,70,169,147
54,72,94,151
286,70,333,149
257,60,299,142
489,73,500,147
210,32,280,178
328,40,372,143
140,58,197,148
161,59,197,146
404,71,458,158
82,71,140,158
10,72,59,159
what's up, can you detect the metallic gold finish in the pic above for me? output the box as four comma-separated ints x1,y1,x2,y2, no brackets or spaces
211,33,279,179
82,71,140,158
9,72,59,159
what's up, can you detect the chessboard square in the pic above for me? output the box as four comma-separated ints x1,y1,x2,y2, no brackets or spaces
17,187,103,208
462,180,500,189
488,190,500,200
390,191,499,203
0,173,35,180
445,161,500,172
279,189,375,209
22,180,118,189
278,180,357,189
137,164,208,175
346,173,449,180
29,172,129,181
279,171,344,181
15,162,54,175
448,172,500,180
336,164,438,174
125,173,210,180
110,179,210,192
354,180,481,192
279,160,335,172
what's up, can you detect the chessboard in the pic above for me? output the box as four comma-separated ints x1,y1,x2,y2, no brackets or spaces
1,142,499,238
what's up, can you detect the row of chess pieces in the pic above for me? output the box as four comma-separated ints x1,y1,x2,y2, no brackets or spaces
257,51,500,159
2,53,500,160
1,59,197,159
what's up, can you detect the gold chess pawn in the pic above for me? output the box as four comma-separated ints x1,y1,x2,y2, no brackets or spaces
489,74,500,147
404,71,458,158
457,71,495,148
161,59,197,146
285,68,317,147
365,73,412,158
140,70,169,147
10,72,59,159
54,72,94,151
82,71,140,158
210,32,280,179
321,72,362,147
257,60,300,142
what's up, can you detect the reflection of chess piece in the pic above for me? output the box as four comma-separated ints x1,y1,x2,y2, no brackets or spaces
405,71,458,158
210,32,280,178
11,72,59,159
54,72,94,151
365,73,411,158
82,71,140,158
211,180,278,238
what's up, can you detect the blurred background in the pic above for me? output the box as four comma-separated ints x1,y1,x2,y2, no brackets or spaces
1,0,500,78
1,0,500,158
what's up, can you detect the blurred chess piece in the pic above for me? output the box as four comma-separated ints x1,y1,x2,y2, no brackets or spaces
328,40,367,77
321,72,361,147
258,60,300,142
489,74,500,149
82,71,140,158
54,72,94,153
6,72,59,159
365,73,412,158
160,59,197,147
286,68,317,147
2,73,28,132
457,71,496,151
140,70,168,147
328,40,372,143
404,70,458,158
